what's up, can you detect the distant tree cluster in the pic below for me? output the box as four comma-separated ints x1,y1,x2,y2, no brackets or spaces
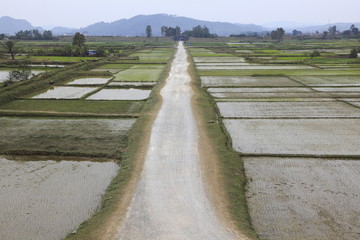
14,30,54,40
230,33,259,37
161,26,181,37
183,25,217,38
270,28,285,41
292,30,303,36
343,24,359,36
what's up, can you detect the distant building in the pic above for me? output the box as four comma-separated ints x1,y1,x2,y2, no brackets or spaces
88,50,97,56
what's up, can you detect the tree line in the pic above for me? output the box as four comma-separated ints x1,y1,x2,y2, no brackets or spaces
145,25,217,39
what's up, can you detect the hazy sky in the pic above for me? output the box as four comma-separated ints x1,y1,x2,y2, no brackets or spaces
1,0,359,28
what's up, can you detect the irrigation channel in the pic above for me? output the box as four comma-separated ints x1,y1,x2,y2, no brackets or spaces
115,43,239,239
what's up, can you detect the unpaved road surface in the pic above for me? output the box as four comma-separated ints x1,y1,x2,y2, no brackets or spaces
115,43,239,240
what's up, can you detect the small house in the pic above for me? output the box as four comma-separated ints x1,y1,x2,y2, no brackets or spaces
88,50,97,56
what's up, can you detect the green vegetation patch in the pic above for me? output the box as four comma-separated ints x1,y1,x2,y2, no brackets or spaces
98,64,134,69
113,68,164,82
130,64,165,69
0,99,144,115
31,56,100,62
0,117,136,158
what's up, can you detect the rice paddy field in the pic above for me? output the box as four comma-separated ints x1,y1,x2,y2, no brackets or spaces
0,40,175,240
190,39,360,240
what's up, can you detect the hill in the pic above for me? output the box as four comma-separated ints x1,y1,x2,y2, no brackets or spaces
79,14,267,36
0,16,41,34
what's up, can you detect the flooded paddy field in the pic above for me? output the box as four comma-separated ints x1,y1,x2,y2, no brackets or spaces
30,86,97,99
0,70,44,82
313,87,360,92
193,57,245,63
66,77,112,85
191,39,360,239
290,75,360,86
196,62,251,66
244,157,360,240
349,102,360,107
0,117,136,157
208,87,313,93
217,101,360,118
197,65,315,70
108,81,157,87
0,156,119,240
201,76,302,87
215,98,337,102
210,92,333,99
224,119,360,155
86,88,151,100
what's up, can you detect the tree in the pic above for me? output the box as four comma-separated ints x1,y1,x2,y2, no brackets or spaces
95,46,106,57
175,26,181,38
161,26,168,36
183,25,216,38
0,39,18,60
292,29,302,36
43,30,54,40
270,28,285,41
322,31,328,39
7,60,31,84
350,48,358,58
146,25,152,38
72,32,86,46
328,25,337,38
72,32,87,56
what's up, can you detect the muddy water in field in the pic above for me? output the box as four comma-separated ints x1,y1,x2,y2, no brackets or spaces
217,101,360,118
86,88,151,100
244,157,360,240
0,156,119,240
224,119,360,155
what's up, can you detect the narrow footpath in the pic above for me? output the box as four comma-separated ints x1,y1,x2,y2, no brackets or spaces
115,43,239,239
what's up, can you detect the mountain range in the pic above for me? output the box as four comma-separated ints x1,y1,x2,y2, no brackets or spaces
0,14,359,36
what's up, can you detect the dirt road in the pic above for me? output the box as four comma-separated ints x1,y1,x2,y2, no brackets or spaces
115,43,239,239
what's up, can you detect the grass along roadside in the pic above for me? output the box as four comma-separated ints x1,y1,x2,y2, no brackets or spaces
64,46,175,240
187,48,259,239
